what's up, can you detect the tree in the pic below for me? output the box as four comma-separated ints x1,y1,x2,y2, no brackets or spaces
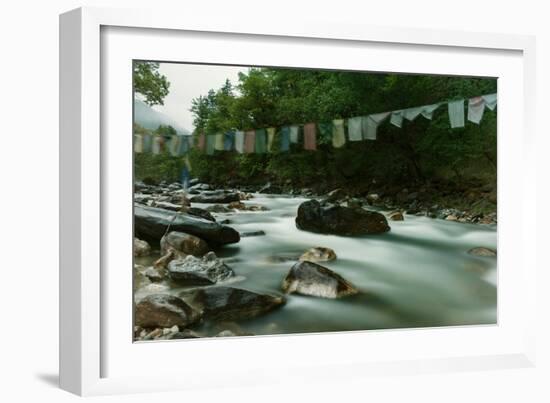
133,62,170,106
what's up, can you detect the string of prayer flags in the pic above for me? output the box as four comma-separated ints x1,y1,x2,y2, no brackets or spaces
403,107,423,122
363,112,391,140
303,123,317,150
224,131,235,151
348,116,363,141
235,130,245,153
197,133,206,151
421,103,441,120
255,128,267,154
214,133,225,151
267,127,276,152
448,99,465,129
467,96,485,124
332,119,346,148
280,126,291,152
289,125,300,144
134,134,143,153
152,136,164,155
206,134,216,155
244,130,255,153
318,122,333,144
390,110,404,128
482,93,497,111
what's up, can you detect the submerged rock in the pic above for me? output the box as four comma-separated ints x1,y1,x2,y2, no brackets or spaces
134,238,151,257
468,247,497,257
240,230,266,237
295,199,390,236
134,205,240,245
167,252,234,285
299,247,337,263
190,191,241,204
181,286,285,321
135,294,201,328
282,261,358,299
161,231,210,257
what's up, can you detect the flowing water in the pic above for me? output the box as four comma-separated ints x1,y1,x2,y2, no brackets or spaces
135,194,497,337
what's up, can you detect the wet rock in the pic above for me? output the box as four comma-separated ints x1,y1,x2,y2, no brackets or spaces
259,183,282,194
153,201,183,211
366,193,380,204
282,261,358,299
187,207,216,222
143,267,165,282
167,252,234,285
299,247,337,263
206,204,233,213
189,183,212,191
165,329,201,339
190,191,241,204
134,238,151,257
135,294,202,328
134,205,240,246
295,199,390,236
324,188,347,203
161,231,210,257
181,286,285,321
240,230,266,237
388,211,404,221
215,329,254,337
265,252,301,264
446,214,458,221
228,201,269,211
468,247,497,257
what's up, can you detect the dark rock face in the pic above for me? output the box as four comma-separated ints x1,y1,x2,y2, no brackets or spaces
161,231,211,257
135,294,201,328
187,207,216,222
181,286,285,321
134,205,240,245
295,199,390,236
190,191,241,204
167,252,234,285
282,261,358,299
468,247,497,257
388,211,404,221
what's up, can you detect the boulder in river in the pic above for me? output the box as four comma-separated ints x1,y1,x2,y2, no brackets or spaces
187,207,216,222
190,191,241,204
299,247,337,263
134,238,151,257
468,247,497,257
134,205,240,245
135,294,202,328
167,252,234,285
295,199,390,236
181,286,285,321
388,211,404,221
282,260,358,299
161,231,211,257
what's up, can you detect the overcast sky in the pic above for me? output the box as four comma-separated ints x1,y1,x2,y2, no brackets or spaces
151,63,248,133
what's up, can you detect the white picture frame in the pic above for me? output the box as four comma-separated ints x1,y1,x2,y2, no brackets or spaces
59,6,537,396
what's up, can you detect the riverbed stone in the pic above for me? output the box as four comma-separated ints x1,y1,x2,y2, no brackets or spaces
167,252,234,285
240,230,266,237
134,205,240,245
134,238,151,257
468,247,497,257
190,191,241,204
388,211,404,221
135,294,202,328
295,199,390,236
181,286,285,321
160,231,210,257
299,247,337,263
282,261,358,299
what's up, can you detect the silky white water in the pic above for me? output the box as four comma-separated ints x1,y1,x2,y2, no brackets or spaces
135,193,497,336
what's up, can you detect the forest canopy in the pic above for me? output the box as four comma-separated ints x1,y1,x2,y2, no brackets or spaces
135,67,497,192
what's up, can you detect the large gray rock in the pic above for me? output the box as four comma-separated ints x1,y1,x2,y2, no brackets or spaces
190,191,241,204
134,238,151,257
135,294,201,328
282,260,358,299
161,231,210,257
134,205,240,245
167,252,234,285
181,286,285,321
299,247,336,263
295,199,390,236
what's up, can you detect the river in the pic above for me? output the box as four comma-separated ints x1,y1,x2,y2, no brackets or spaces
135,193,497,337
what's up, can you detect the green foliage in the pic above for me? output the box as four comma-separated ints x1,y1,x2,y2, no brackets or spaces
140,67,497,190
133,62,170,106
